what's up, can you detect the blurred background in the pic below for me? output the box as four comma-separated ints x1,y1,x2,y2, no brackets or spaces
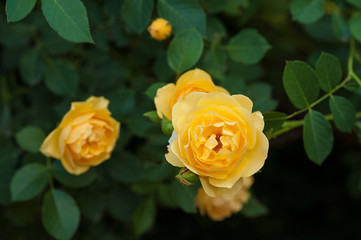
1,0,361,239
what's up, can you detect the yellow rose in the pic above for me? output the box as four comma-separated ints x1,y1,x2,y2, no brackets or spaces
166,91,268,197
148,18,172,41
154,69,228,119
196,177,254,221
40,97,120,175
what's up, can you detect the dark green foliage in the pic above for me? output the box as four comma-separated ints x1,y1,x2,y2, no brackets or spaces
1,0,361,239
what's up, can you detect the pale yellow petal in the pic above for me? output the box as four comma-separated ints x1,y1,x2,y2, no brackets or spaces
60,103,93,128
165,150,184,167
88,153,111,166
241,130,269,177
216,86,230,94
40,129,61,159
197,92,240,109
172,92,206,133
66,122,92,144
200,176,243,197
233,106,257,149
58,125,72,156
170,139,200,174
176,68,213,86
60,149,89,175
252,111,265,131
209,130,267,186
71,112,95,126
154,83,176,119
233,94,253,112
86,96,110,110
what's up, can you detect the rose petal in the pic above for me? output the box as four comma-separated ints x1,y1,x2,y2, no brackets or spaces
87,96,110,110
165,150,184,167
40,129,61,158
154,83,176,119
233,94,253,112
61,148,89,175
200,176,243,197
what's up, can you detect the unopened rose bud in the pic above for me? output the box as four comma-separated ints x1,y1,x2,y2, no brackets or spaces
144,111,161,123
161,116,173,136
148,18,172,41
176,167,198,186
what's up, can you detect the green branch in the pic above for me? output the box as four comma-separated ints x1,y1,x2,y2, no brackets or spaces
271,112,361,138
271,39,361,139
286,39,360,121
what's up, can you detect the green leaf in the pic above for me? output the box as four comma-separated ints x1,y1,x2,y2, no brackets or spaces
10,163,48,202
107,188,140,222
143,161,174,181
220,74,246,95
107,151,142,183
0,23,31,47
170,180,198,213
332,13,350,41
283,61,320,109
77,189,104,222
202,0,225,14
315,52,342,92
108,88,135,118
6,0,37,22
144,111,162,123
354,121,361,145
158,0,206,36
131,181,159,195
133,197,156,236
145,82,167,100
0,148,18,205
41,0,94,43
247,83,278,112
290,0,325,24
303,110,333,165
153,51,174,82
223,0,250,15
227,29,271,64
242,195,269,218
51,161,97,188
19,49,44,86
16,126,45,153
263,111,287,133
44,59,78,97
157,184,178,208
122,0,154,34
202,47,226,81
42,189,80,240
167,28,203,73
329,95,356,133
350,12,361,43
347,0,361,8
206,17,227,42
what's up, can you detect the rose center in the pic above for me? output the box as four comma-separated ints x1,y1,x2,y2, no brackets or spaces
212,134,223,153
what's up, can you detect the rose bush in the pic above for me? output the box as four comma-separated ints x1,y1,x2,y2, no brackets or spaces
165,91,268,197
196,177,254,221
40,96,120,175
154,68,228,120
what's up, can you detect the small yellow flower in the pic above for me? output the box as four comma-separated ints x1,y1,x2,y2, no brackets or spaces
154,68,228,120
40,96,120,175
148,18,172,41
165,90,268,197
196,177,254,221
